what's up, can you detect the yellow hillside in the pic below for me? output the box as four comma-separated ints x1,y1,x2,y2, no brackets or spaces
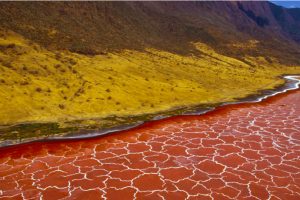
0,31,299,126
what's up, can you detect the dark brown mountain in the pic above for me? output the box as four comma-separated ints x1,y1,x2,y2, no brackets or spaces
0,1,299,64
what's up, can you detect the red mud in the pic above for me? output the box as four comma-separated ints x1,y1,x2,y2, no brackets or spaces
0,89,300,200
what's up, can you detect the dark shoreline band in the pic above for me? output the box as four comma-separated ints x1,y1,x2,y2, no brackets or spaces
0,75,299,149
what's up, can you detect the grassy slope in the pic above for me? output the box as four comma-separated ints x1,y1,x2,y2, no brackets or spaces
1,31,299,126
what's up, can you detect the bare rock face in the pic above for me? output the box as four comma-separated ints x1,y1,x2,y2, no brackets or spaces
0,1,299,63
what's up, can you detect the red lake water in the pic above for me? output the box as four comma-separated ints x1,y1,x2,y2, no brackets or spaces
0,89,300,199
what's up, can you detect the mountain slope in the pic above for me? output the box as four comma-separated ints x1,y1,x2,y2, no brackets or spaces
0,1,299,141
0,1,299,61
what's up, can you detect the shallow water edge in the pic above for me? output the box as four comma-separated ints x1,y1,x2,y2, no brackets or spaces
0,75,299,148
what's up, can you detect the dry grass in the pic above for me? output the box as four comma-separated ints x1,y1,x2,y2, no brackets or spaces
0,31,299,125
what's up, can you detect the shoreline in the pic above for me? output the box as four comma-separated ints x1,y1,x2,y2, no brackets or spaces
0,75,299,148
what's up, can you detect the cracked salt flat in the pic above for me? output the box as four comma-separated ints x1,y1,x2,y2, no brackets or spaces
0,77,300,200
